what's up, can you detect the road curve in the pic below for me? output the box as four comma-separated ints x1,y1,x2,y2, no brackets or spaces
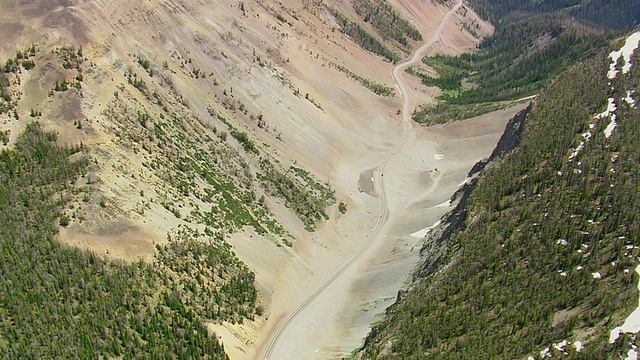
259,2,463,359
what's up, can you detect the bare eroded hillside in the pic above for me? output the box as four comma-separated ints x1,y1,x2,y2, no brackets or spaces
0,0,524,358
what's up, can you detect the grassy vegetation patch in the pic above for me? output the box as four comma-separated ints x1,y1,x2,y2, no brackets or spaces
412,101,510,125
409,55,469,92
259,160,335,231
352,0,422,46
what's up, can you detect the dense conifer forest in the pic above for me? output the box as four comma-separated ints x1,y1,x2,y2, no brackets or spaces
0,124,260,358
360,35,640,359
467,0,640,30
412,16,613,124
411,0,640,125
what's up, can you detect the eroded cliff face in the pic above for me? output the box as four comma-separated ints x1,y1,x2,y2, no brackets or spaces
416,104,533,276
360,104,532,343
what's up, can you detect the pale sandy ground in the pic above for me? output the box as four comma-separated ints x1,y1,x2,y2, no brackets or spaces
239,104,526,359
217,2,518,360
0,1,520,359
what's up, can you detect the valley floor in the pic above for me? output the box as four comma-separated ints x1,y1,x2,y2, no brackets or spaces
0,0,525,358
213,2,528,357
220,97,527,360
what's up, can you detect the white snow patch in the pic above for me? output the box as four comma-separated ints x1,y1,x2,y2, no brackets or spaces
607,31,640,79
433,154,444,160
569,141,585,160
593,97,618,138
569,130,596,160
435,199,451,208
624,90,636,107
596,98,617,119
592,272,602,279
540,347,551,358
627,349,638,360
559,270,567,277
553,340,568,351
528,357,535,360
556,239,568,246
410,220,441,238
610,265,640,343
577,265,584,271
574,341,583,352
604,115,618,138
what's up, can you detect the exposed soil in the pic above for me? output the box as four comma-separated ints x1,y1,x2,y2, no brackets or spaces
0,0,517,359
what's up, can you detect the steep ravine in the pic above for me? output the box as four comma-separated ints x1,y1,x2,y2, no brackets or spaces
358,103,533,354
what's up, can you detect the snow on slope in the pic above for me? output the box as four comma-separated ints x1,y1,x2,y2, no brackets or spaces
610,265,640,344
607,31,640,79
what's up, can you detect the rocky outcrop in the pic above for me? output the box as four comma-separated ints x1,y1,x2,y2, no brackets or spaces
468,102,532,176
358,104,533,356
415,102,532,279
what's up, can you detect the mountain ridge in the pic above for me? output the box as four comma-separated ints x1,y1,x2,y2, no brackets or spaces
358,29,640,359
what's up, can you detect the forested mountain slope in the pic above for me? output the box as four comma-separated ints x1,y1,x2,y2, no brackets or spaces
359,32,640,359
468,0,640,30
411,0,640,125
0,124,261,358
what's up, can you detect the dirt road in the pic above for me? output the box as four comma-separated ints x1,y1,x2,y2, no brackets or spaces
258,2,464,359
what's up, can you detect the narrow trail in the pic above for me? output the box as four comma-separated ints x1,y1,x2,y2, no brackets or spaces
258,2,462,359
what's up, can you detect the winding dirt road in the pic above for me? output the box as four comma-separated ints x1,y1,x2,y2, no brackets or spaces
259,2,463,359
